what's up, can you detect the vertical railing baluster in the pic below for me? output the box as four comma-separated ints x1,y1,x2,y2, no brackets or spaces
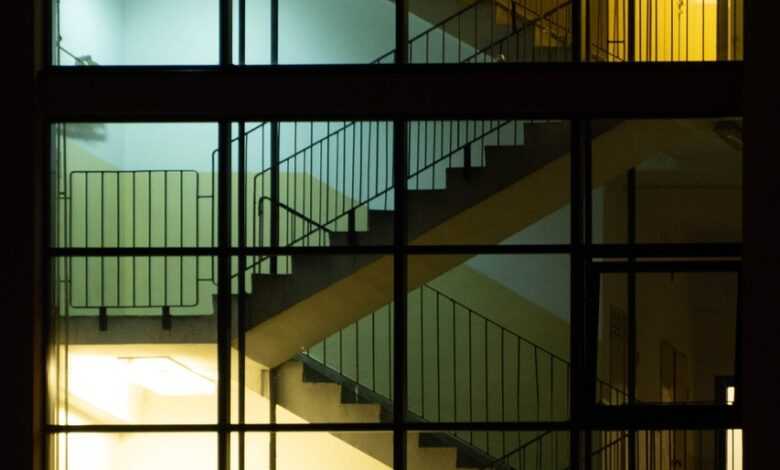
550,354,554,421
518,337,522,422
320,122,330,229
350,125,356,218
534,346,540,421
100,173,106,307
453,300,457,423
356,318,360,390
501,329,506,458
179,172,184,305
469,309,473,444
431,121,437,188
389,304,392,399
374,121,380,206
485,316,489,454
147,171,152,305
384,122,390,209
436,290,441,421
420,288,425,417
339,329,343,376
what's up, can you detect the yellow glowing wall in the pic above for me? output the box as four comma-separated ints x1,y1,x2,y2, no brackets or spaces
590,0,735,61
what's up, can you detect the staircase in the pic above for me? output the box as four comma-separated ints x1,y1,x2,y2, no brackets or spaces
56,2,734,469
240,117,701,368
269,283,624,470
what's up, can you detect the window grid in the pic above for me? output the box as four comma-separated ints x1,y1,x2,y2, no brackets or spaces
41,2,743,470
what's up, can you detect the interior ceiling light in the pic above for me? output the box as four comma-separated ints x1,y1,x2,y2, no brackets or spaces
122,357,216,396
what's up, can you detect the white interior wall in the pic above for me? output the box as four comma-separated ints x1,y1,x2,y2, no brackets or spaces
123,0,219,65
59,0,124,65
61,0,483,174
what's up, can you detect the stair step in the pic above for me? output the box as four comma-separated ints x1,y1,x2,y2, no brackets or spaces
297,356,395,423
329,209,394,247
419,432,511,470
300,360,336,383
240,120,627,368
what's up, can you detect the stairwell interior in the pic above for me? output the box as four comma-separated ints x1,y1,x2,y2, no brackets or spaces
50,1,743,470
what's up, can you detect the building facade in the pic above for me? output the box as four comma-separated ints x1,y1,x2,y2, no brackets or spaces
22,1,778,469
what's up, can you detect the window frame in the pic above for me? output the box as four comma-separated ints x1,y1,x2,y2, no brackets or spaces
38,1,744,470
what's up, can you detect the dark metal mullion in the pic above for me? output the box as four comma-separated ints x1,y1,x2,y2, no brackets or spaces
393,115,408,470
627,169,637,470
570,115,585,470
217,121,232,470
628,0,636,61
572,0,582,63
269,3,279,470
270,123,280,275
39,113,53,470
585,0,591,61
237,118,248,470
583,116,597,470
218,0,232,468
393,5,408,470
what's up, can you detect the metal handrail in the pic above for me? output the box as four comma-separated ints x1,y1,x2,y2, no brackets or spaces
64,169,215,309
241,117,523,277
480,430,555,469
495,0,573,42
58,46,98,65
257,196,335,235
427,283,568,364
306,280,627,468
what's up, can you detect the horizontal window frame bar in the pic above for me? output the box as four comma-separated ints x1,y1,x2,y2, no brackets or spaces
590,243,742,258
48,243,741,258
37,63,742,121
47,423,572,434
592,260,741,273
46,404,739,433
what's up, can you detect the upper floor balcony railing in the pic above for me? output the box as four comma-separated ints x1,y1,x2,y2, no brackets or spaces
51,0,742,67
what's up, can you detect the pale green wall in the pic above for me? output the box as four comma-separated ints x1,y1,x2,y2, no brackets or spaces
58,141,368,316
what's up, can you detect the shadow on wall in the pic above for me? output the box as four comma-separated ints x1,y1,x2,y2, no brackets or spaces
66,123,108,142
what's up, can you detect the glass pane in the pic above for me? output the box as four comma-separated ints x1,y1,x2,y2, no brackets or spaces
408,429,568,470
235,0,271,65
591,118,742,244
594,272,630,405
52,433,216,470
639,271,737,405
408,0,573,64
241,121,395,252
279,0,395,64
52,123,219,248
587,0,744,62
244,254,394,423
235,432,392,469
589,429,741,470
408,255,571,423
49,256,218,425
54,0,219,65
594,270,738,406
407,120,570,246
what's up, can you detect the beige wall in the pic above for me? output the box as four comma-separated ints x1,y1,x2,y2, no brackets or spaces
596,176,739,469
597,160,740,402
58,344,391,470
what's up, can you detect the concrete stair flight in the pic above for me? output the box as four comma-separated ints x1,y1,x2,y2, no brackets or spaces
66,119,732,370
243,120,622,368
274,358,512,470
